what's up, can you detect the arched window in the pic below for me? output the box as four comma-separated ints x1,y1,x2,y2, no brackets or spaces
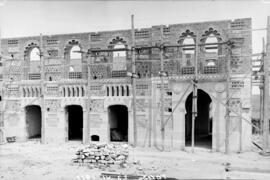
81,87,84,97
69,66,75,72
111,86,114,96
126,85,129,96
68,87,71,97
23,88,26,97
116,86,119,96
182,35,195,66
107,87,110,96
113,43,126,57
205,33,218,53
76,87,80,97
121,86,124,96
70,45,82,60
183,35,195,55
30,47,40,61
72,87,75,97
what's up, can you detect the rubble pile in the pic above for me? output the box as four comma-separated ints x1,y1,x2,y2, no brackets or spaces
73,143,129,168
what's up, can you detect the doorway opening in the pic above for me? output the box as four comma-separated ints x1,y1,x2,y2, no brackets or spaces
66,105,83,140
185,89,212,148
25,105,41,139
108,105,128,142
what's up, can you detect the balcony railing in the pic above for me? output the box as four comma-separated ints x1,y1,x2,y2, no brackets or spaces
28,73,41,80
69,72,82,79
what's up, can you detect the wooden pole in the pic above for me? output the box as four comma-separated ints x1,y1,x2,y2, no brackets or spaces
40,34,46,144
225,42,231,154
149,80,152,147
191,34,198,153
260,39,265,135
159,26,165,151
0,27,5,144
260,83,264,135
131,15,137,147
263,16,270,153
84,34,91,144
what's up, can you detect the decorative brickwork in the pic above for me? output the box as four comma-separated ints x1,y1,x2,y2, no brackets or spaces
45,100,61,112
89,99,104,112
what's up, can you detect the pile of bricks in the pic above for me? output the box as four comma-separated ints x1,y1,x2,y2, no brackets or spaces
73,143,129,168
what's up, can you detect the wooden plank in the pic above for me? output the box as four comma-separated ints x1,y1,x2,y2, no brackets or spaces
226,166,270,174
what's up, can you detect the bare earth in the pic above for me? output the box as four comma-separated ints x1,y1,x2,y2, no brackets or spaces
0,141,270,180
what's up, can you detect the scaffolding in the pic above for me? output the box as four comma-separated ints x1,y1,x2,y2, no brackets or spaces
0,16,269,154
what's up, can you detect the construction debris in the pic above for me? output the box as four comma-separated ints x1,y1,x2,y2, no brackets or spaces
72,143,129,169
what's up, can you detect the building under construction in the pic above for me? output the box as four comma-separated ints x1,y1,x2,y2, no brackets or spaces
0,17,254,152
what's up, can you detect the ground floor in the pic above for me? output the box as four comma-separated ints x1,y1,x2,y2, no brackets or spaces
2,79,252,152
0,141,269,180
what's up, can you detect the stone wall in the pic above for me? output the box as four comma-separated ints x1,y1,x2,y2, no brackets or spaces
0,18,252,152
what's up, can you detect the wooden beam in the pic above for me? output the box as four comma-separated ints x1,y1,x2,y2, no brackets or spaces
160,25,165,151
131,15,137,147
40,34,46,144
225,44,231,154
263,16,270,153
191,34,199,153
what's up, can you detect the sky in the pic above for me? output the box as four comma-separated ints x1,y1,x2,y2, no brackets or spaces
0,0,269,94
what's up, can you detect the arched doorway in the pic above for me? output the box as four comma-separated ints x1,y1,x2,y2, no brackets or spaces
108,105,128,142
25,105,41,139
185,89,212,148
65,105,83,140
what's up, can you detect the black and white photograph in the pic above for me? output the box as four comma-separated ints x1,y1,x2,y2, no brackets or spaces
0,0,270,179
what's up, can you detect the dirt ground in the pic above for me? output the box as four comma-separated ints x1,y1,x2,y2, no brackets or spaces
0,140,270,180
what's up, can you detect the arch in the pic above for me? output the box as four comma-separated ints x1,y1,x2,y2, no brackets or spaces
25,105,41,139
39,87,42,97
30,47,41,61
182,35,195,55
185,89,212,149
31,87,34,97
201,28,222,53
23,88,26,97
107,86,110,96
72,87,75,97
70,45,82,60
121,86,125,96
116,86,119,96
91,135,100,142
126,85,129,96
76,86,80,97
81,87,84,97
63,87,66,97
113,43,126,57
27,87,30,97
111,86,115,96
65,105,83,140
68,87,71,97
205,33,218,53
108,105,128,142
35,87,39,97
69,66,75,72
179,30,196,67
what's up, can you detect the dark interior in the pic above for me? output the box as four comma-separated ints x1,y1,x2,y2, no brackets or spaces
185,89,212,148
108,105,128,142
67,105,83,140
25,105,41,139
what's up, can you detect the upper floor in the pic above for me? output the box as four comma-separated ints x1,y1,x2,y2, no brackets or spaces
0,18,252,83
